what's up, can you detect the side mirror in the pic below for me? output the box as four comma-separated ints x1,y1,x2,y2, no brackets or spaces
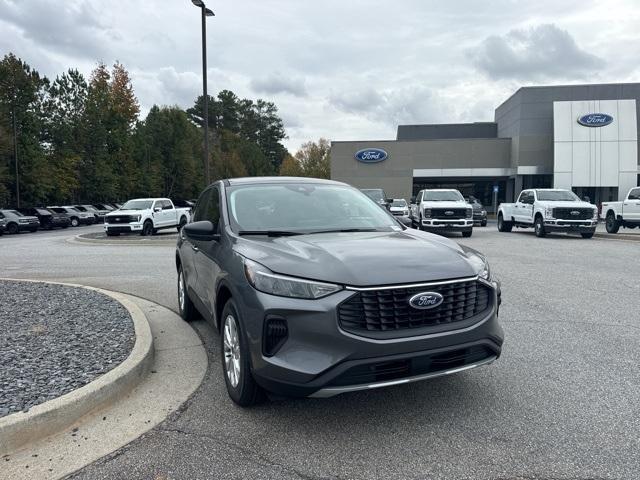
410,197,416,204
154,207,161,212
386,198,394,204
183,220,220,241
582,196,591,203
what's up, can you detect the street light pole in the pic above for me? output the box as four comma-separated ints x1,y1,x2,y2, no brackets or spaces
191,0,215,186
12,105,20,208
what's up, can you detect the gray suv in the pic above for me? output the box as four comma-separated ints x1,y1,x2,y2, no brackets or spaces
176,177,503,406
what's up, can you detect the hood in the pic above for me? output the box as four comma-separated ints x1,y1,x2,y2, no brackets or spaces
233,229,480,287
421,200,469,209
106,209,142,216
536,201,595,209
389,206,408,212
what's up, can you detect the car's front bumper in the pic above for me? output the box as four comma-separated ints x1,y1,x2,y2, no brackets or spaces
543,219,597,233
422,219,474,230
104,222,143,233
237,279,503,398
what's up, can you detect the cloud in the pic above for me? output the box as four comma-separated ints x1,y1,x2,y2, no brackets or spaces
329,86,452,126
470,24,604,81
250,72,307,97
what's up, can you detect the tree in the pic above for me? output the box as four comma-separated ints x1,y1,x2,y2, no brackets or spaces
293,138,331,179
278,154,303,177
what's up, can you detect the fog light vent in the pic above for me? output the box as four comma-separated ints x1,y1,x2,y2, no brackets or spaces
263,317,288,356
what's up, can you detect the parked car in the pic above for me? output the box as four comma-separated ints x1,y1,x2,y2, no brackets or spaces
17,207,70,230
601,187,640,233
48,206,96,227
360,188,391,210
498,189,597,238
104,198,191,236
172,199,196,212
176,177,503,406
93,203,116,214
389,198,410,218
465,196,488,227
0,209,40,233
411,189,474,237
74,205,105,223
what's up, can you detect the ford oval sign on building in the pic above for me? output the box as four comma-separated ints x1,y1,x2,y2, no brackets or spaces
354,148,388,163
577,113,614,127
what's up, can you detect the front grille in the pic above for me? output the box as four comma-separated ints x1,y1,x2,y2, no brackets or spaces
328,345,495,387
552,207,593,220
338,279,491,336
430,208,467,219
107,215,135,224
263,317,288,356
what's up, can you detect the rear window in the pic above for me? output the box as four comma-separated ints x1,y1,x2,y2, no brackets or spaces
391,200,407,207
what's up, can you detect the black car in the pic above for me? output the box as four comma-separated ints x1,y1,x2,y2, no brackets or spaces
466,196,488,227
176,177,503,406
18,207,70,230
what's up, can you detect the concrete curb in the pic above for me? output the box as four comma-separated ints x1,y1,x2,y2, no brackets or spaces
594,232,640,242
0,279,154,457
70,233,176,246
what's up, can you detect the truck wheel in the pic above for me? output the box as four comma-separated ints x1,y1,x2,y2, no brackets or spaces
141,221,154,236
497,213,512,232
177,216,187,232
534,216,546,238
461,229,473,238
581,232,595,239
605,213,620,234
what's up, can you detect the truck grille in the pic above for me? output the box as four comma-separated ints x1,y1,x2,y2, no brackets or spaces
107,215,135,224
429,208,467,219
338,279,492,336
552,207,593,220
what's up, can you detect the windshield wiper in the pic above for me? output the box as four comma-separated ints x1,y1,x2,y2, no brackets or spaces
238,230,304,237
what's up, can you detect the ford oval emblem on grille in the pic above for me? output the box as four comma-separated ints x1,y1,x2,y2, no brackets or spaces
570,211,580,215
444,210,454,215
409,292,444,310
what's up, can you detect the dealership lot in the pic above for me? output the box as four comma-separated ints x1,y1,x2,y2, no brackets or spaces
1,225,638,479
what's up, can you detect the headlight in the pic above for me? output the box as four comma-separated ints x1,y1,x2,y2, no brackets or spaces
404,209,409,216
18,218,29,223
592,209,598,220
545,207,554,218
481,210,486,216
136,215,142,222
467,253,491,280
244,259,342,299
466,208,473,219
424,208,431,218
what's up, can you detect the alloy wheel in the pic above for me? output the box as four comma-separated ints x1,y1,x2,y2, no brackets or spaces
223,315,241,388
178,271,185,313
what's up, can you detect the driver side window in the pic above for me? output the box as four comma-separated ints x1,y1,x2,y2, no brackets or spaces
193,187,220,231
629,188,640,200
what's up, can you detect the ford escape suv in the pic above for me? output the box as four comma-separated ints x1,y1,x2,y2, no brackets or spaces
176,177,503,406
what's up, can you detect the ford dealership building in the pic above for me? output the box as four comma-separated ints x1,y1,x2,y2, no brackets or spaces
330,83,640,208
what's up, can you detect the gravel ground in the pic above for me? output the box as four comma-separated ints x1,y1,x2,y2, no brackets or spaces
0,281,135,418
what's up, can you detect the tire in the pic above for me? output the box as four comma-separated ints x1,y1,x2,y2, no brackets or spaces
481,220,487,227
417,215,423,231
534,216,546,238
220,299,264,407
497,213,512,232
177,216,187,232
7,223,18,234
461,229,473,238
70,217,79,227
581,232,595,239
141,220,154,236
177,267,198,321
605,212,620,234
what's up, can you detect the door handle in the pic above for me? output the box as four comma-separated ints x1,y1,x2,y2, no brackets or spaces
191,245,199,252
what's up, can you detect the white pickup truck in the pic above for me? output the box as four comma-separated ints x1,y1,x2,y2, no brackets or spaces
104,198,191,236
600,187,640,233
498,188,598,238
411,189,474,237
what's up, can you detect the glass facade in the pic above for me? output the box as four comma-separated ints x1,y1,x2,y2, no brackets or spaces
413,177,508,212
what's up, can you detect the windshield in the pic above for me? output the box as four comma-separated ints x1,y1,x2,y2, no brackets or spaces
391,200,407,207
536,190,580,202
423,191,464,202
361,189,385,202
121,200,153,210
50,208,65,213
36,208,51,215
227,184,399,233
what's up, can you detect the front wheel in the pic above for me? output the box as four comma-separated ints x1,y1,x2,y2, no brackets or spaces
534,216,546,238
177,216,187,232
605,213,620,234
220,299,264,407
461,229,473,238
497,213,512,232
177,268,198,321
6,223,18,234
141,221,154,236
581,231,595,239
481,220,487,227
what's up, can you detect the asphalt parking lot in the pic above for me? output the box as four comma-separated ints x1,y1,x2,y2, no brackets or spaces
1,225,639,480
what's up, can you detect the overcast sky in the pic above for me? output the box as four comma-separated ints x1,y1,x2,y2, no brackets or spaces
1,0,639,151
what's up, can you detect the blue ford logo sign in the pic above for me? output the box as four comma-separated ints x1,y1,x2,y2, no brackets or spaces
354,148,388,163
577,113,613,127
409,292,444,310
